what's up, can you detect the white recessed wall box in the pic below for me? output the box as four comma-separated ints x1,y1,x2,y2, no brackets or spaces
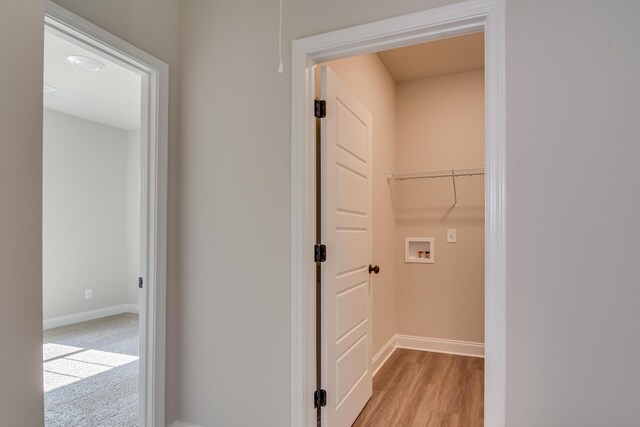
405,237,435,264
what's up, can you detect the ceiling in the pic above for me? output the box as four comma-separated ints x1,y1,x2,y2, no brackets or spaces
377,32,484,83
44,31,141,130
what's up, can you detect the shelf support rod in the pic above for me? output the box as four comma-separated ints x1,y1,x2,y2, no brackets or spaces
451,170,458,207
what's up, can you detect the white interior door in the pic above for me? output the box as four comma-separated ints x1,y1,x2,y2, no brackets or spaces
321,65,373,427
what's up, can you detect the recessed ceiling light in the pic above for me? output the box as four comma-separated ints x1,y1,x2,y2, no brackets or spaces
66,55,105,72
43,84,58,93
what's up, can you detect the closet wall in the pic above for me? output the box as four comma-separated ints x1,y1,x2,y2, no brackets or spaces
395,70,485,344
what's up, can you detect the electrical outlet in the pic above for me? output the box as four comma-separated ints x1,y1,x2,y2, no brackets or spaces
447,229,457,243
85,289,93,300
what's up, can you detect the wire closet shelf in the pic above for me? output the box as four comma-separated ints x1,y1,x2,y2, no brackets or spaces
387,167,485,208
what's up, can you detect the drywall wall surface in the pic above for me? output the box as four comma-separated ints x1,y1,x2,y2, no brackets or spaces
178,0,463,425
395,70,485,343
0,0,45,425
328,55,398,359
43,109,133,319
50,0,181,421
178,2,291,425
506,1,640,425
286,0,462,41
126,129,141,306
396,70,485,172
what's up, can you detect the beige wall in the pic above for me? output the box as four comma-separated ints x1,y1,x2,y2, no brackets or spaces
506,1,640,425
178,2,292,424
0,0,45,425
396,71,485,171
395,70,485,343
327,54,398,358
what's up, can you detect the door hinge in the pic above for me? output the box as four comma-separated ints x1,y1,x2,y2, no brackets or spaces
314,99,326,118
138,277,144,288
314,244,326,263
314,388,327,408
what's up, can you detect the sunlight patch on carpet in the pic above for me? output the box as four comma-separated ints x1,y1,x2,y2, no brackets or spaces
43,344,138,392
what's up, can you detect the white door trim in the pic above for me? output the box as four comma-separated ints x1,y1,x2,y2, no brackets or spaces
44,3,169,427
290,1,506,426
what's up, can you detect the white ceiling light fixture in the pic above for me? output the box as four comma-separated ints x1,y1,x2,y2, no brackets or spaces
66,55,105,72
43,84,58,93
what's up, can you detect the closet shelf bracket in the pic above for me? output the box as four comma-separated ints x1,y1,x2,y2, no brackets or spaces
451,170,458,207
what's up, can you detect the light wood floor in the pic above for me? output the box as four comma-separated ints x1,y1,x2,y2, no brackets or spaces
352,349,484,427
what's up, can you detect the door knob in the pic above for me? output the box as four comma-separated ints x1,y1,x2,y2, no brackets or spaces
369,265,380,274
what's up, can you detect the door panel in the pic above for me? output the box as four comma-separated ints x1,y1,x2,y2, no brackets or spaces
335,230,369,277
335,100,368,162
336,165,367,215
321,65,373,427
336,335,368,405
336,282,368,340
334,268,369,295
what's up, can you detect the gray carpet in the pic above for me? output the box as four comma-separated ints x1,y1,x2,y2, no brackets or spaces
43,313,139,427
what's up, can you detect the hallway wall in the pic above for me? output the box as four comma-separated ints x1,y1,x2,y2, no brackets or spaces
506,1,640,424
0,0,45,425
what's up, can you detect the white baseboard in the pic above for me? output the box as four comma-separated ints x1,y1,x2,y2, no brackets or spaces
168,421,203,427
372,334,484,375
43,304,139,330
396,334,484,358
372,335,397,376
123,303,139,314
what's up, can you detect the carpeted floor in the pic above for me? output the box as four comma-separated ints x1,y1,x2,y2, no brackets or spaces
43,313,139,427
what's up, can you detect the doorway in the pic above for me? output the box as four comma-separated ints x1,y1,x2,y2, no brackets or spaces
319,30,485,426
291,1,506,426
43,2,169,426
42,27,142,426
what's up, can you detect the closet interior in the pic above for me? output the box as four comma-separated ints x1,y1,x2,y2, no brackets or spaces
322,30,486,426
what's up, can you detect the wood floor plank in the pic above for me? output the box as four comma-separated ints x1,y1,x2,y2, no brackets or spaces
373,350,405,390
351,391,386,427
352,350,484,427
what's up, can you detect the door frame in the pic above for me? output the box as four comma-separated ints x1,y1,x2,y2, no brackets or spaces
44,3,169,427
290,0,506,426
